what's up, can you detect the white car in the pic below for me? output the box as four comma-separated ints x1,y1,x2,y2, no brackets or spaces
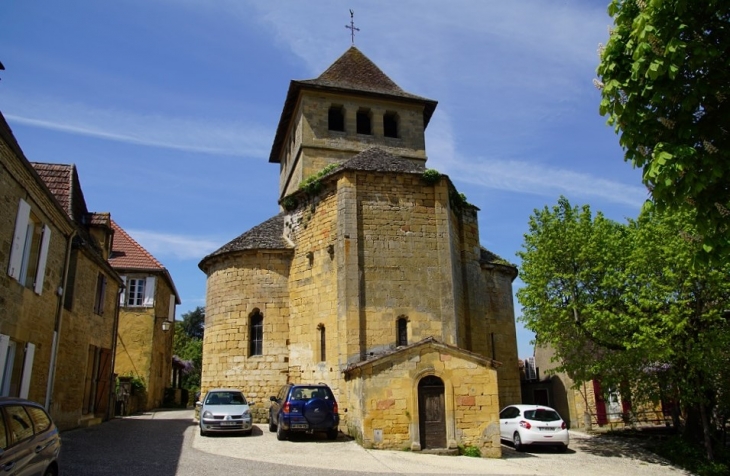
499,404,569,451
198,388,253,436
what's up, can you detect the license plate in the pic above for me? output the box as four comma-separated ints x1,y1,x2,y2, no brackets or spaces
221,421,237,426
291,423,309,429
538,427,554,431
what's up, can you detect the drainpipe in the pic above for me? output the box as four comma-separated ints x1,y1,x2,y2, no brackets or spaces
45,230,76,411
106,285,123,421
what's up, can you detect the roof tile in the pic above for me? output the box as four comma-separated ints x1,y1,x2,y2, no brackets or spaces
109,220,165,270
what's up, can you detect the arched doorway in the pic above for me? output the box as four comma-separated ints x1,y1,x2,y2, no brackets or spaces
418,375,446,449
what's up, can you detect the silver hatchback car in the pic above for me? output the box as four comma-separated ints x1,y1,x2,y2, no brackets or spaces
198,389,253,436
0,397,61,475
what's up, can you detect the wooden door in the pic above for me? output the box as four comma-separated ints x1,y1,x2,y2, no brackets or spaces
418,376,446,449
95,348,112,416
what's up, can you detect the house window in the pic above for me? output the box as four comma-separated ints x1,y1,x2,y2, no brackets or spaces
8,199,51,294
0,335,35,399
249,309,263,356
317,324,326,361
126,278,145,306
64,249,78,310
356,108,372,135
94,273,107,315
328,105,345,132
396,316,408,347
383,112,399,138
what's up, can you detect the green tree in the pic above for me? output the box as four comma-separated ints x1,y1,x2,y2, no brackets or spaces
173,307,204,395
517,197,730,461
596,0,730,259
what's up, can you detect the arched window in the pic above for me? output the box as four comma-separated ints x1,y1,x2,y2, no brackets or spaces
317,323,326,361
249,309,263,356
328,105,345,132
396,316,408,347
356,108,372,135
383,112,399,138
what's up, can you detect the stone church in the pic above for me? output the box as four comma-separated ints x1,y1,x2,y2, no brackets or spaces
198,46,520,457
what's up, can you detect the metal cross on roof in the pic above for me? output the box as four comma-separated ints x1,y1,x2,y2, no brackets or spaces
345,9,360,45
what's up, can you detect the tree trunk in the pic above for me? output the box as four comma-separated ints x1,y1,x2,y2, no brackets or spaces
699,403,714,461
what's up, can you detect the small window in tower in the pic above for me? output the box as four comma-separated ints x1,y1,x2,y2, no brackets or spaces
249,309,264,356
356,108,372,135
317,323,326,362
383,112,399,138
396,316,408,347
328,105,345,132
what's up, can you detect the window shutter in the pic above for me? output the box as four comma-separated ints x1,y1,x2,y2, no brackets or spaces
33,225,51,294
8,199,31,280
19,342,35,399
168,294,175,320
119,276,127,305
0,335,9,392
100,275,107,315
143,276,156,307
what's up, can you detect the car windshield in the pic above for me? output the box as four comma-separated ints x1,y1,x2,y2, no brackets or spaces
289,387,333,401
524,409,561,422
205,391,247,405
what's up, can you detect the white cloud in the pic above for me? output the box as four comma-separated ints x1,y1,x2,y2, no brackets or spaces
3,95,270,158
126,229,221,260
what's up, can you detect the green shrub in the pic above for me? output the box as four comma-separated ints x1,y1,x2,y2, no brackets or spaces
459,445,481,457
422,168,441,185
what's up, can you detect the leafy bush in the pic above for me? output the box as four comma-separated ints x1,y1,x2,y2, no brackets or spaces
422,168,441,185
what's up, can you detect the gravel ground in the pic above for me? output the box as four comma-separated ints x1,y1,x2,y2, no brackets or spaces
189,410,690,475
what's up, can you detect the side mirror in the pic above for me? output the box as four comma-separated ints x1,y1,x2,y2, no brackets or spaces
269,396,277,402
195,401,202,408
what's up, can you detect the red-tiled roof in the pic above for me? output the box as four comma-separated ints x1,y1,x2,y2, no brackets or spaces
109,220,165,270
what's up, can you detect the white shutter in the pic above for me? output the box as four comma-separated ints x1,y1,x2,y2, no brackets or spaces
19,342,35,399
8,199,31,280
33,225,51,294
143,276,156,307
119,276,127,305
168,294,176,320
0,335,9,392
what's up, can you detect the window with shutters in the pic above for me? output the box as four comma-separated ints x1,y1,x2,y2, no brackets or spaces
7,199,51,294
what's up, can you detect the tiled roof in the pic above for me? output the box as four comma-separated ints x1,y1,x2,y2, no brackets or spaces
31,162,89,224
109,220,165,270
200,213,292,268
269,47,438,163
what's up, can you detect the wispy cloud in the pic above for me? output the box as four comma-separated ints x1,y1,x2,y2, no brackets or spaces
448,157,647,208
126,229,221,260
3,95,270,157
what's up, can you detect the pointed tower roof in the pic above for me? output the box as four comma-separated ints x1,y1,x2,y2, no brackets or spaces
269,47,437,163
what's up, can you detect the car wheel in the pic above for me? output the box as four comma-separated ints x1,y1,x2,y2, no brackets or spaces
276,417,288,441
268,411,276,432
242,429,253,436
199,426,206,437
513,432,524,451
43,465,58,476
326,428,338,440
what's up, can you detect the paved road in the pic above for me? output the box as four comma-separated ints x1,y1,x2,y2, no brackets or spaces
59,409,688,475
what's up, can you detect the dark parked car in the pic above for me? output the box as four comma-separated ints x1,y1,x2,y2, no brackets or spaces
0,397,61,475
269,384,339,441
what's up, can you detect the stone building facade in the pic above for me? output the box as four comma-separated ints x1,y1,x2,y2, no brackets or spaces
110,220,180,411
1,111,123,430
199,47,521,457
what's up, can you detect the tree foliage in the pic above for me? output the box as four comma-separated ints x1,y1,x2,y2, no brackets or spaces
596,0,730,259
180,306,205,340
173,307,205,392
517,197,730,460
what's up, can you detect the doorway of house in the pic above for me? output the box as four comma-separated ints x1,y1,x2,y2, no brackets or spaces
418,375,446,449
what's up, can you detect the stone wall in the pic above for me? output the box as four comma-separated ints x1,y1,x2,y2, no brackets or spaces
201,250,292,413
344,341,502,458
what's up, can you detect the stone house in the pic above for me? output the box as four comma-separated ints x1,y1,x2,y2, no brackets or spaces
1,111,123,430
110,220,180,411
198,47,521,457
528,344,667,429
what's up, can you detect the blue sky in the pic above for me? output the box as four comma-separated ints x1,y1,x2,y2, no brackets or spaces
1,1,645,359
